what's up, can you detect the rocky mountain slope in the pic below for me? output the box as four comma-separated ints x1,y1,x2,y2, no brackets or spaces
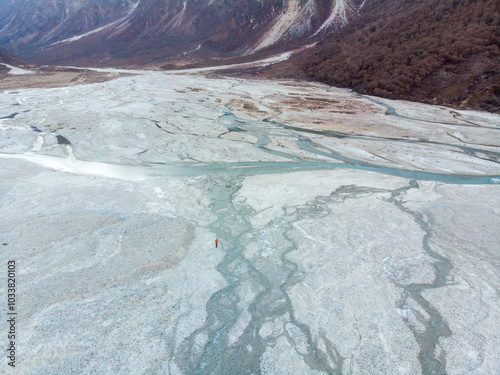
0,47,37,73
301,0,500,112
0,0,364,66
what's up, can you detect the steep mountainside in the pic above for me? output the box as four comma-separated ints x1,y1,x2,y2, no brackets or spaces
301,0,500,112
0,47,37,73
0,48,35,67
0,0,364,66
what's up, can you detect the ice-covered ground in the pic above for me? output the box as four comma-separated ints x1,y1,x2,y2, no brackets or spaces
0,71,499,374
1,64,34,75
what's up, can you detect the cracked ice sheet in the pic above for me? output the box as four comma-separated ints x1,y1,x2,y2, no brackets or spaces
260,336,325,375
215,79,500,164
239,171,499,374
404,182,500,374
307,135,500,175
236,168,411,228
0,69,499,374
0,74,288,166
282,186,424,374
370,96,500,130
0,158,226,374
236,169,423,373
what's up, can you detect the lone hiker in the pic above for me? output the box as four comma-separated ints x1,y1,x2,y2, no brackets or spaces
215,239,219,248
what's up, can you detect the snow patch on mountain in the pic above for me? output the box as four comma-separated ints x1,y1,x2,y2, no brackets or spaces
249,0,317,53
128,0,140,15
314,0,351,35
172,1,188,30
45,1,141,46
48,23,117,46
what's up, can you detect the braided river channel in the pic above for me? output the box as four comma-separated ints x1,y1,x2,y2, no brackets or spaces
1,71,499,375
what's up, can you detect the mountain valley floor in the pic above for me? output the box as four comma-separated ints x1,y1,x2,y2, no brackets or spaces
0,71,499,374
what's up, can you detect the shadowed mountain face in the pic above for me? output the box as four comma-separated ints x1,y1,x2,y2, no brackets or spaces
0,47,37,74
0,0,364,66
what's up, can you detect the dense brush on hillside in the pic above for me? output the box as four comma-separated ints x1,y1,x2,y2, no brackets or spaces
302,0,500,112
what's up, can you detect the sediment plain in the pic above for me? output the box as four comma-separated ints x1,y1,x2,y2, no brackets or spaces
0,70,499,374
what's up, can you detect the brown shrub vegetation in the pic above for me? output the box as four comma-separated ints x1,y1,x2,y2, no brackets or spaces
301,0,500,112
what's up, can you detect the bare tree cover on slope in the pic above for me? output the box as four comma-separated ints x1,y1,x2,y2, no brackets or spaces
302,0,500,112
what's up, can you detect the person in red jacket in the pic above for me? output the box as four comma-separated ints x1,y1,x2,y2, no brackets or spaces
215,239,218,248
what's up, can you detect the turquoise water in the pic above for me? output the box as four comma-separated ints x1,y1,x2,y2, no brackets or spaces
166,95,500,185
171,93,499,374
